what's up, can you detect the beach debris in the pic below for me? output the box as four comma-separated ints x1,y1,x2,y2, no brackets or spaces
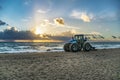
47,49,51,51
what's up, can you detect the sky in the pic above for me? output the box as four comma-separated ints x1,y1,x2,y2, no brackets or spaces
0,0,120,38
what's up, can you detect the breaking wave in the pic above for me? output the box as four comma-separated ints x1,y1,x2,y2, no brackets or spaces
0,42,120,53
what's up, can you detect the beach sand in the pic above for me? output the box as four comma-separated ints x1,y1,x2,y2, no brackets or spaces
0,48,120,80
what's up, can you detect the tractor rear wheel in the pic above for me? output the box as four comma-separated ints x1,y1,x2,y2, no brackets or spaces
64,43,71,52
83,43,91,52
69,43,79,52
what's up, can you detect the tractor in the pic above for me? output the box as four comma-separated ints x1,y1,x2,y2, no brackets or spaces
64,34,95,52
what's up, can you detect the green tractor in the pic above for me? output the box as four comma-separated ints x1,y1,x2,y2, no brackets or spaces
64,34,95,52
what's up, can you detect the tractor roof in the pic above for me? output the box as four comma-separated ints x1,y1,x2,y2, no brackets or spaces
74,34,100,36
74,34,84,36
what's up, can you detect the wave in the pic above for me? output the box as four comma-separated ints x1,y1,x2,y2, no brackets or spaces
0,42,120,53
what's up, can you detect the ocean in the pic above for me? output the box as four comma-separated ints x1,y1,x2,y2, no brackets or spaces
0,41,120,53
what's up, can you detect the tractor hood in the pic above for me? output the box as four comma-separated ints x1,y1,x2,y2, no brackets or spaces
68,39,77,43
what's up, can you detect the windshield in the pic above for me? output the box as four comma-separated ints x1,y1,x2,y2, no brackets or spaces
74,35,84,40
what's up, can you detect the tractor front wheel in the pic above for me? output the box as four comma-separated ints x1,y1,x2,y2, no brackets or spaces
69,43,79,52
83,43,91,52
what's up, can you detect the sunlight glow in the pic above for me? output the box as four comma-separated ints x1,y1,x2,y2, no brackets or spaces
34,26,44,35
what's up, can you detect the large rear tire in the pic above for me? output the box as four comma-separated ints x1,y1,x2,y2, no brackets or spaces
83,43,91,52
69,43,79,52
64,43,71,52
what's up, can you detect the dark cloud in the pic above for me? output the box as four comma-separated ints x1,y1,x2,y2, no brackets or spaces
112,36,117,39
91,35,105,39
0,20,8,26
0,27,70,41
2,27,38,40
54,18,64,25
0,27,118,41
99,35,105,39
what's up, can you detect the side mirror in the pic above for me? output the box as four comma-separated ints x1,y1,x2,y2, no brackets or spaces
84,37,87,41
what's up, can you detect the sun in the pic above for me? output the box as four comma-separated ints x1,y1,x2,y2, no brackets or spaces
34,27,43,35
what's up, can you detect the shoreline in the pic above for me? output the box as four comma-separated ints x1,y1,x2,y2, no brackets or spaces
0,48,120,54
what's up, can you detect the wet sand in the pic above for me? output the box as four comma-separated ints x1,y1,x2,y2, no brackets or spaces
0,48,120,80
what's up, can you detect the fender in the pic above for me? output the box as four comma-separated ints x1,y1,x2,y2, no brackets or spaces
84,41,92,45
84,41,95,50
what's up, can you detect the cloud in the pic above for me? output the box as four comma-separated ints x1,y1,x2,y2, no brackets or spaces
0,26,70,41
21,17,32,22
54,18,65,26
80,13,91,22
37,9,47,14
40,20,50,26
37,9,50,14
60,30,76,37
6,27,19,31
70,10,93,22
0,20,8,26
112,36,117,39
2,27,38,40
21,19,29,22
32,18,80,35
89,32,105,39
90,31,101,35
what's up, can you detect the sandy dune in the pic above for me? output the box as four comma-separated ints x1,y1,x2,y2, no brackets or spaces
0,48,120,80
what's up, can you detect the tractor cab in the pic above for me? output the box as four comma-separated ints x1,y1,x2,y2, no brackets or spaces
73,34,87,43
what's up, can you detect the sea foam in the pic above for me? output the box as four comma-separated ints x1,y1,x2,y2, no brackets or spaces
0,42,120,53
